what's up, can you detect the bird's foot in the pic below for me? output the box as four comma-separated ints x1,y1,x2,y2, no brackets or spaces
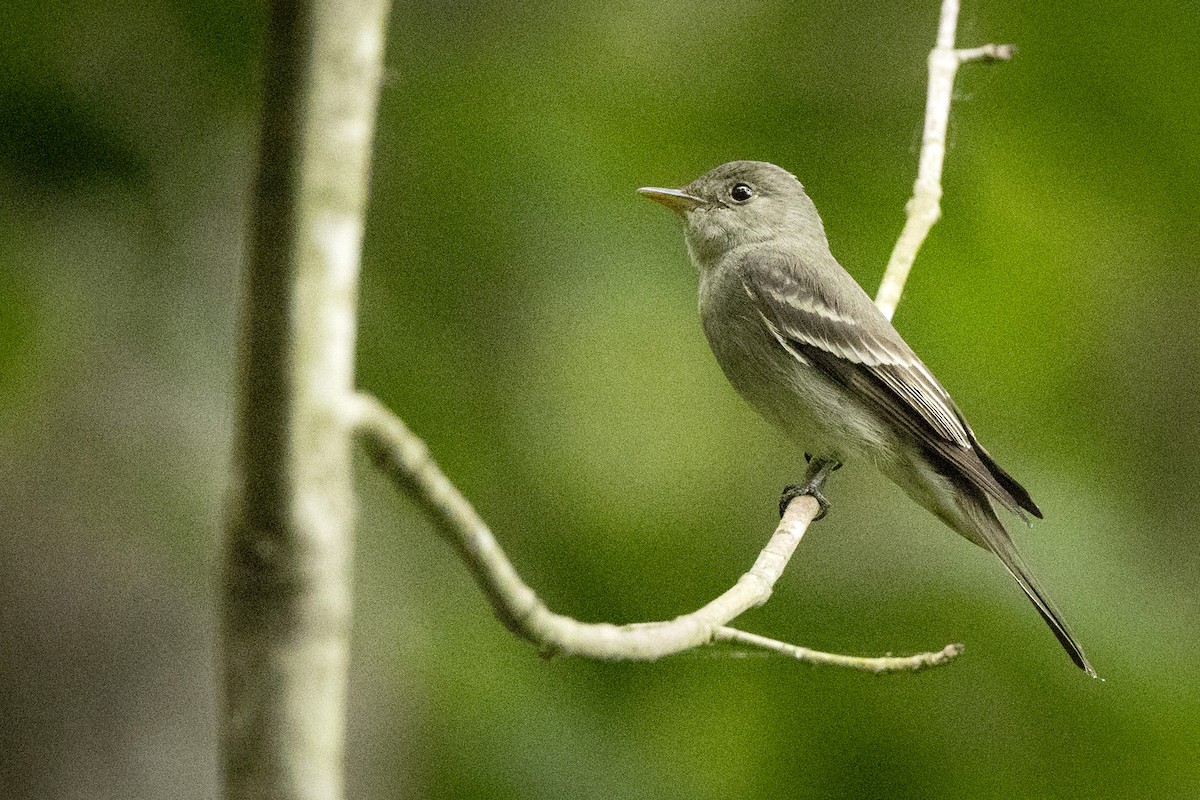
779,483,830,520
779,457,842,519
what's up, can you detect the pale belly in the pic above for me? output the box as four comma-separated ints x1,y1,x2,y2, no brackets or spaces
697,272,900,465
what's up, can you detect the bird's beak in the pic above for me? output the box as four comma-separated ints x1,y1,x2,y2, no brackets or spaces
637,186,704,215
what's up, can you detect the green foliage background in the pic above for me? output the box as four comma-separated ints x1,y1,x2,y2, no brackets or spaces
2,0,1198,797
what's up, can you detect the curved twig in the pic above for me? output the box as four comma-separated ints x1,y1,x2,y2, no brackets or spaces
352,393,958,670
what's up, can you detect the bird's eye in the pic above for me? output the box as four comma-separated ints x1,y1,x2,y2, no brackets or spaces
730,183,754,202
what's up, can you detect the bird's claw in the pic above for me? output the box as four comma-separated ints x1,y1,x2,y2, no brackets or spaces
779,483,830,520
778,457,842,519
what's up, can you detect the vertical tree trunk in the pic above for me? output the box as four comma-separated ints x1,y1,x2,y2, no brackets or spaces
221,0,391,797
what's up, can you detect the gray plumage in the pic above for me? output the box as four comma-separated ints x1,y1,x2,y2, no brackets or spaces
640,160,1093,676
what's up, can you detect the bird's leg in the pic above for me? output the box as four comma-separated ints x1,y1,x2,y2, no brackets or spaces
779,456,843,519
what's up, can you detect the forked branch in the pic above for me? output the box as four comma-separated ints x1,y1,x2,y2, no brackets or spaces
874,0,1015,319
223,2,1012,798
353,394,961,671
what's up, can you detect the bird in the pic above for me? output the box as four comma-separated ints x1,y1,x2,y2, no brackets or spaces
639,160,1093,676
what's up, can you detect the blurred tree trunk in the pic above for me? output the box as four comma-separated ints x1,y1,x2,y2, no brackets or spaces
220,0,391,798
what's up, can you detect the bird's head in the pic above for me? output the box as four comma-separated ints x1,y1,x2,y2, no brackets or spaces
639,160,828,269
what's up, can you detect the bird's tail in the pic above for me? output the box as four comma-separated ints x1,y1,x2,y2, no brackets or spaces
953,484,1096,678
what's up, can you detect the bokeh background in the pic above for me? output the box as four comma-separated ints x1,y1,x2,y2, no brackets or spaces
3,0,1199,797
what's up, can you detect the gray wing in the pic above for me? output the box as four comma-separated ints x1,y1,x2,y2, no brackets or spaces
741,252,1041,520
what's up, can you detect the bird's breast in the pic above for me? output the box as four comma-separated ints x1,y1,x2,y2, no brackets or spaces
697,263,894,462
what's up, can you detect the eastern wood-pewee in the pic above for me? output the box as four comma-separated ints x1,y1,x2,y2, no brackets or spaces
640,160,1093,676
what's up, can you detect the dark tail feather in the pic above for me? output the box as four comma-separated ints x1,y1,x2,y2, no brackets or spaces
967,432,1043,520
957,487,1095,677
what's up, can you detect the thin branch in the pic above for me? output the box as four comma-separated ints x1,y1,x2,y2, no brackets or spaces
221,0,391,798
874,0,1014,318
352,394,959,670
715,629,965,673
